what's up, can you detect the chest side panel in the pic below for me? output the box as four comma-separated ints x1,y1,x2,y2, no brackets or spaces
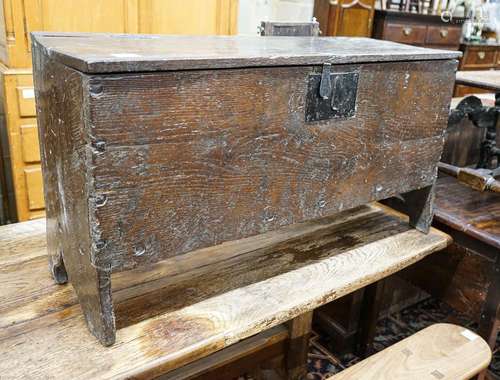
86,60,456,270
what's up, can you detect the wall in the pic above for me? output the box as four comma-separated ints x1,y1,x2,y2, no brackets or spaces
238,0,314,35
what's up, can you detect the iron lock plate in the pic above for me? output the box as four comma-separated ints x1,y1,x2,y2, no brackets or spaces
305,69,359,122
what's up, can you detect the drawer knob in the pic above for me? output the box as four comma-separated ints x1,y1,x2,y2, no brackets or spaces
477,51,486,60
440,29,449,38
402,27,412,36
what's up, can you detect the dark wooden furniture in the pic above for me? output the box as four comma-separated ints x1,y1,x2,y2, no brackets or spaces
404,176,500,347
373,10,463,50
455,42,500,96
0,204,451,379
313,0,376,37
32,33,459,346
451,71,500,170
460,41,500,71
259,21,319,36
400,71,500,380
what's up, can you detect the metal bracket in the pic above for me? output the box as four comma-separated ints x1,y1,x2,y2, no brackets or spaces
305,68,359,122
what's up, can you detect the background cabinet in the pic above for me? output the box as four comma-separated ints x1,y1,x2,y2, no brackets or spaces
313,0,376,37
0,0,239,221
373,10,463,50
0,67,43,221
0,0,239,68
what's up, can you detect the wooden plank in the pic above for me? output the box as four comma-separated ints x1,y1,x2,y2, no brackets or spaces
31,33,461,74
329,324,492,380
455,70,500,92
0,203,451,379
87,60,455,272
158,324,288,380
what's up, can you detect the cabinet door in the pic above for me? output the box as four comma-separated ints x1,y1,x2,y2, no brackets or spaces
137,0,238,35
334,0,375,37
3,0,239,68
6,0,134,67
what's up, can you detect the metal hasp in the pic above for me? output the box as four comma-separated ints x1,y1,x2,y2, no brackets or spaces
448,93,500,169
305,64,359,122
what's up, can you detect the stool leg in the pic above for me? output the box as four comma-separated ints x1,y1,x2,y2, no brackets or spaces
286,311,313,380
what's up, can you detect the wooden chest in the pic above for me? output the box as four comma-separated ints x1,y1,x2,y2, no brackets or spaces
32,33,460,345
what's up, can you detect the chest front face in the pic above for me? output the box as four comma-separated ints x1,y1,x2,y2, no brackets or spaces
83,59,455,270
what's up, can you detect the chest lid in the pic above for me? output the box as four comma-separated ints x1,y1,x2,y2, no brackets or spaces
32,32,461,74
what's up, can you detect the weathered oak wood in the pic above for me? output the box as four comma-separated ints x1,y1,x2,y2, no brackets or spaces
0,203,450,379
401,184,435,233
329,324,492,380
31,33,461,74
32,33,458,345
32,45,116,344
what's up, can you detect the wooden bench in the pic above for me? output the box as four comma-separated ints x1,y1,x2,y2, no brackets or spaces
0,203,451,379
329,324,492,380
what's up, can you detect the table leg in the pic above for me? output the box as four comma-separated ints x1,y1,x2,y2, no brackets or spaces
355,279,387,358
286,311,313,380
478,252,500,380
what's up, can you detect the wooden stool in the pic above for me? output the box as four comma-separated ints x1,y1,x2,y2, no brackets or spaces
329,324,492,380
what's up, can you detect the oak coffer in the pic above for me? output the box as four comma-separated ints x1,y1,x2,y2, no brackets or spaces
31,33,460,346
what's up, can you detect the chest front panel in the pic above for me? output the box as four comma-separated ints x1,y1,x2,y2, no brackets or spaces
85,60,455,270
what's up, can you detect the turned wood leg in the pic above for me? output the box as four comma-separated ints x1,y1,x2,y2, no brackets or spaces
286,311,313,380
401,184,435,234
355,279,387,358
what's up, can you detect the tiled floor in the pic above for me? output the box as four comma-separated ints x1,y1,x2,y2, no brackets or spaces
305,296,499,380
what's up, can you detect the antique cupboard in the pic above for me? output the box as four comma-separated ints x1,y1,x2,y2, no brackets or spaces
313,0,376,37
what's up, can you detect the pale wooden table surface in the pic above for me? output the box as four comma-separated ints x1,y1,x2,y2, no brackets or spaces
455,70,500,92
330,324,491,380
0,203,450,379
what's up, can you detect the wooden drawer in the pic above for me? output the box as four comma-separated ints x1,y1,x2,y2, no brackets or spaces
16,86,36,117
384,23,426,45
20,123,40,163
462,47,497,69
24,166,44,210
425,26,461,46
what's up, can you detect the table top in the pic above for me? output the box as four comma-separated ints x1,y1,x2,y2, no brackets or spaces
455,71,500,92
0,203,450,379
435,175,500,250
32,33,461,74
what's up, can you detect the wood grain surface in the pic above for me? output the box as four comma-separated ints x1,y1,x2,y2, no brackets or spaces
0,203,450,379
455,70,500,92
31,33,461,74
329,324,492,380
87,60,455,272
434,175,500,250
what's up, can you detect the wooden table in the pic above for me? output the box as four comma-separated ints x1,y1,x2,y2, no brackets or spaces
0,203,450,379
404,176,500,350
456,70,500,93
